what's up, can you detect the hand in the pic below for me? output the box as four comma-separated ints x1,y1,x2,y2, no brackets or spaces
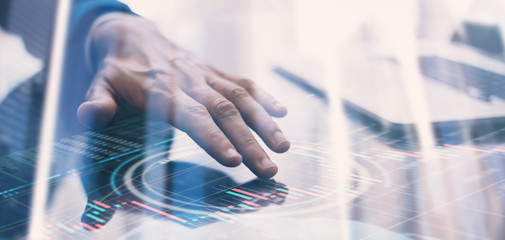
76,14,290,178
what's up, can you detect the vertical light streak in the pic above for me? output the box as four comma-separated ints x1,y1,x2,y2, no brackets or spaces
304,0,354,238
28,0,70,239
294,1,355,238
390,1,455,239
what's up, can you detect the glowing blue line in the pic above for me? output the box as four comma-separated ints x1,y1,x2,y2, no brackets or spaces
110,152,147,195
57,223,75,233
154,138,175,145
109,145,171,195
84,213,105,223
238,204,255,210
98,149,142,164
87,202,105,212
0,138,172,197
208,213,233,223
0,173,61,195
225,191,252,200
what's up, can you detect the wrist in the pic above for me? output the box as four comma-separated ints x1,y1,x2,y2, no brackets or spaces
86,12,125,72
88,13,155,71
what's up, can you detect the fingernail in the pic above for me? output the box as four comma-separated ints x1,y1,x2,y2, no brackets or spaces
272,131,290,152
261,157,277,169
273,102,288,116
273,131,287,145
225,148,240,157
224,148,242,163
259,158,278,178
274,101,285,109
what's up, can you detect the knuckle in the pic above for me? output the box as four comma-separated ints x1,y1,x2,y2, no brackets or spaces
229,87,249,102
185,104,208,119
205,128,223,140
242,137,257,147
176,103,215,132
185,87,207,97
213,100,239,118
206,79,218,89
236,78,254,91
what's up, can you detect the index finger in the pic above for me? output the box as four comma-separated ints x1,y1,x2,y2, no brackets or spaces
148,88,243,168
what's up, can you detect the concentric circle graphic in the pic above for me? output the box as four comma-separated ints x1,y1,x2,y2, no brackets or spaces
108,141,390,218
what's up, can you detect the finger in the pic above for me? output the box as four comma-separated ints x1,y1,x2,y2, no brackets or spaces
206,74,290,153
77,70,118,129
149,88,242,167
186,86,279,178
211,67,287,117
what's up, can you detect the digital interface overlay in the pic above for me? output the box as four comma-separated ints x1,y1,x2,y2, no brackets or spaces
1,91,505,239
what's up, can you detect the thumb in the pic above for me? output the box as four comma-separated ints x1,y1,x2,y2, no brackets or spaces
77,74,118,129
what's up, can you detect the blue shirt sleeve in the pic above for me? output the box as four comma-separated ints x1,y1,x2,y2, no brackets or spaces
70,0,133,43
